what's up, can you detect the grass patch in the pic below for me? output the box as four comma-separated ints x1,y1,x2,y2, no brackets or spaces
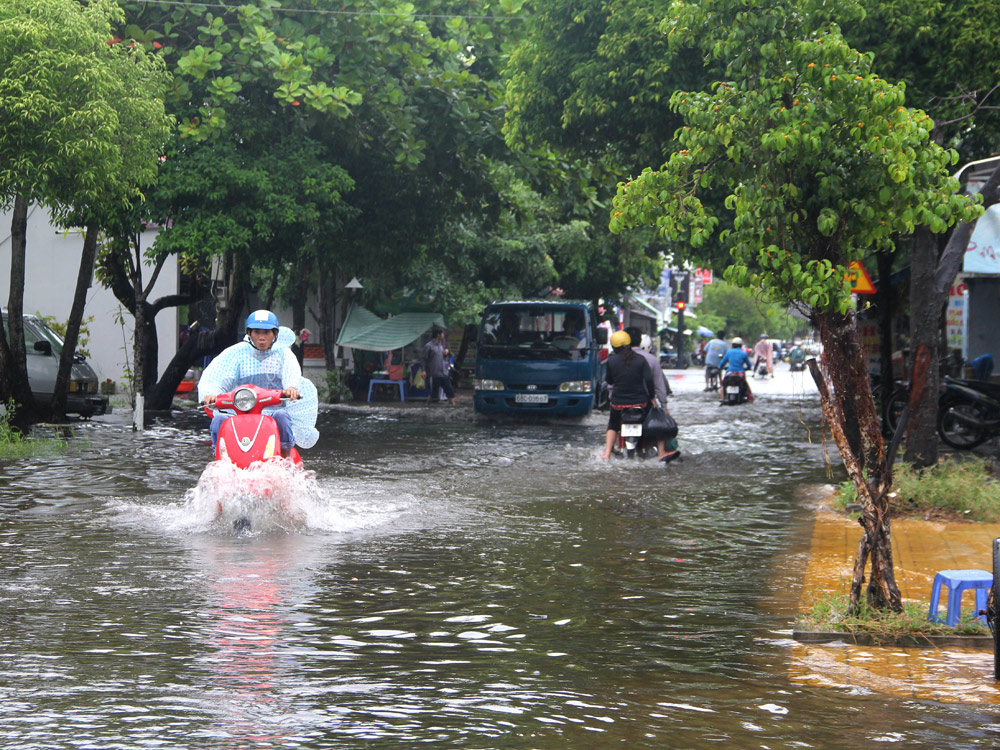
0,401,70,460
798,589,989,637
834,456,1000,522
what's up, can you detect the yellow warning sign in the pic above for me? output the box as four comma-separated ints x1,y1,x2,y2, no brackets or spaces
846,261,876,294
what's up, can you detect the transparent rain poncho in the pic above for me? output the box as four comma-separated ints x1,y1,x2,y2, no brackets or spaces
197,326,319,449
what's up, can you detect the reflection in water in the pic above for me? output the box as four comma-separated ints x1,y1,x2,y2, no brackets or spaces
190,536,319,749
0,372,998,746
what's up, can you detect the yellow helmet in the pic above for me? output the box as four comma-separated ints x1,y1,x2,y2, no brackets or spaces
610,330,631,348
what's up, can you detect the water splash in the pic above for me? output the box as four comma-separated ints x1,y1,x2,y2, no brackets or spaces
108,459,415,537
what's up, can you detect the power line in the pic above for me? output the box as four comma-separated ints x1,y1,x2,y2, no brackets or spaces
126,0,526,21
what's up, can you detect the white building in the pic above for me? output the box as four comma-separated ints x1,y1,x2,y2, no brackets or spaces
0,204,178,385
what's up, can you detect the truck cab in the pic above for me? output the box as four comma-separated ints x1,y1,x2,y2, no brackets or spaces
474,301,608,416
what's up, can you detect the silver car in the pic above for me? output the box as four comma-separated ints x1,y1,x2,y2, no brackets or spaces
1,311,108,417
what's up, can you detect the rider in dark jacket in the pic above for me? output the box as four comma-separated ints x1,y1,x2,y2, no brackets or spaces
601,330,655,459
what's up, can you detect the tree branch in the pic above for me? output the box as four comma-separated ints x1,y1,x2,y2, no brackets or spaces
933,162,1000,297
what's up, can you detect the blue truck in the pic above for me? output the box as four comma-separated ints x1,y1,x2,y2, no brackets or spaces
473,300,608,416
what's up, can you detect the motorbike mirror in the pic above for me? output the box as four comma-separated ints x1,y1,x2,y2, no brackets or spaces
596,328,608,346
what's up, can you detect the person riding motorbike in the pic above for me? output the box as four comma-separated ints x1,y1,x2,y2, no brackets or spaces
753,333,774,378
199,310,318,457
703,330,729,391
626,326,680,462
788,342,806,371
718,336,753,404
601,330,657,460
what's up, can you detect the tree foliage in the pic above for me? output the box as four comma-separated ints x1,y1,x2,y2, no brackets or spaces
696,281,809,342
607,0,981,613
0,0,171,426
609,0,980,312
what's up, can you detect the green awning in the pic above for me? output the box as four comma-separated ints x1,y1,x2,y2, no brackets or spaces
335,303,446,352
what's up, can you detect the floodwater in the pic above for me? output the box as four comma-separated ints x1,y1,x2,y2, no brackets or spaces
0,369,997,748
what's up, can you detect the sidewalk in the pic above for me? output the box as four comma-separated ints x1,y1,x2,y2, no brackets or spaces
790,501,1000,704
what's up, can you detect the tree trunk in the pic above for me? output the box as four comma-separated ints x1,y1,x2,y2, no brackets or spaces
316,256,338,370
810,310,902,613
875,250,894,401
0,194,40,430
52,224,100,421
133,270,146,431
903,226,941,467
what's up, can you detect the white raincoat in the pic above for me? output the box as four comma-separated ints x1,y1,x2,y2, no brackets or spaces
198,326,319,449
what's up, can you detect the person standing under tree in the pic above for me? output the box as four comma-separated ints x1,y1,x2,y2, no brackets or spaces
422,326,455,405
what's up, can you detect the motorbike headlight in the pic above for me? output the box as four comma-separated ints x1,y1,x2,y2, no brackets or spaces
233,387,258,412
475,379,505,391
558,380,592,393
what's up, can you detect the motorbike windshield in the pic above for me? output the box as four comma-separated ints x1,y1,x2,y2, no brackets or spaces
478,307,590,361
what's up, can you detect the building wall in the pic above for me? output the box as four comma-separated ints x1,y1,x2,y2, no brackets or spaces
966,276,1000,362
0,204,177,384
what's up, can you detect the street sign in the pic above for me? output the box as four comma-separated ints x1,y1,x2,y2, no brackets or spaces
846,261,876,294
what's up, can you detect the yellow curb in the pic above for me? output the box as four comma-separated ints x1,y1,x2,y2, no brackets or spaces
791,501,1000,703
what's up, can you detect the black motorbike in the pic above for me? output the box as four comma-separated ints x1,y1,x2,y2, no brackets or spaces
937,375,1000,450
720,371,750,406
616,406,657,458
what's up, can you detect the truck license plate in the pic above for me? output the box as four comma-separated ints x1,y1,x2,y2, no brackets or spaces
515,393,548,403
621,423,643,437
726,386,741,394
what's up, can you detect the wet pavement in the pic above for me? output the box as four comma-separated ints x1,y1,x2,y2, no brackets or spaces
792,498,1000,704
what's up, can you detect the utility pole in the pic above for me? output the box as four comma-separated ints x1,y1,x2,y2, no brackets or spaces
674,271,689,368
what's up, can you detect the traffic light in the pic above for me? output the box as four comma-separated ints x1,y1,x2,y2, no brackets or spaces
676,300,686,312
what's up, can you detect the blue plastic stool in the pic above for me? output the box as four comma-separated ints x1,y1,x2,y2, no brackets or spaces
927,569,992,626
367,378,406,402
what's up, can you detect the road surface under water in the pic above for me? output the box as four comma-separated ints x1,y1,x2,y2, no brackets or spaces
1,368,997,748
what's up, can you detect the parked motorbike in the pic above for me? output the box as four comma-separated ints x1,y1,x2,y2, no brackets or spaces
720,371,751,406
936,375,1000,450
204,384,304,532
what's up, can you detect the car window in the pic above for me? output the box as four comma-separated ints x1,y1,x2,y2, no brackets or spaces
30,319,64,354
2,317,63,355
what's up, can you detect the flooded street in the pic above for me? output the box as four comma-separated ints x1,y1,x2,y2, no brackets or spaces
1,368,998,748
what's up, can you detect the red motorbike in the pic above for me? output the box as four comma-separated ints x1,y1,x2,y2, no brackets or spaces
209,384,303,466
203,385,305,533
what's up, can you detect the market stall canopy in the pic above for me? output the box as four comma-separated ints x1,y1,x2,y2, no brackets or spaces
335,304,446,352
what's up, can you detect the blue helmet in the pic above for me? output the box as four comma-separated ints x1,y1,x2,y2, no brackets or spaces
246,309,279,332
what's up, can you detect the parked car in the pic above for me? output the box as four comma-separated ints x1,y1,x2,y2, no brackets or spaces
1,311,108,417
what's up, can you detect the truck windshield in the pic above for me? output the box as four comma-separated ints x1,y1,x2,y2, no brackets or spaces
478,307,589,360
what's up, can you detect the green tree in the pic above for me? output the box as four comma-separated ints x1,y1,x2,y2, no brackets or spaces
609,0,981,613
0,0,170,428
118,0,554,370
842,2,1000,467
696,281,808,343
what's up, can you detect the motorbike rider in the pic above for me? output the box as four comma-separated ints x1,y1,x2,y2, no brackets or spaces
788,341,806,370
718,336,753,404
199,309,307,457
601,330,657,460
703,329,729,391
626,326,679,462
753,333,774,377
